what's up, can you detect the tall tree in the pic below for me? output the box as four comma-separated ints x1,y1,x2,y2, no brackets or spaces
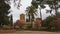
46,0,60,18
31,0,45,20
0,0,10,25
7,0,21,9
26,6,37,22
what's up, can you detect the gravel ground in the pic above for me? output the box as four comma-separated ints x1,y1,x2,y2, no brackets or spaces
0,30,60,34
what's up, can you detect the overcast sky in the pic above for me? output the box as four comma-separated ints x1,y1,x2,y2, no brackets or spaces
9,0,59,23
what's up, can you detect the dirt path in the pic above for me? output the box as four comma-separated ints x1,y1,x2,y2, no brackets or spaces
0,30,60,34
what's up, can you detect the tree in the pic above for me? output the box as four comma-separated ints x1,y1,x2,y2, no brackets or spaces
26,6,37,22
46,0,60,18
0,0,10,26
51,20,60,31
6,0,21,9
57,12,60,18
31,0,46,20
46,10,53,16
9,15,13,26
42,15,57,30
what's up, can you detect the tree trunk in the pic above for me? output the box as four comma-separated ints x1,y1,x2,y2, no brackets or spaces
31,14,34,22
40,8,42,20
29,15,30,22
39,7,42,27
55,5,58,19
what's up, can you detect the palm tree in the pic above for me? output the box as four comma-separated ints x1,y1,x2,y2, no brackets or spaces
26,6,37,22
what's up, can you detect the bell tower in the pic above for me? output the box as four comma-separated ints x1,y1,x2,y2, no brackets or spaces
20,14,25,20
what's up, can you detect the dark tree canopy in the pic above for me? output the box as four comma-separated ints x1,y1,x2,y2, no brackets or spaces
0,0,10,25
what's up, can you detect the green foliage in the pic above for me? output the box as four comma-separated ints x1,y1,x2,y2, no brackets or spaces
31,0,38,8
26,6,37,22
31,0,46,20
0,0,10,25
26,19,29,22
2,25,10,30
31,0,46,9
42,16,57,27
27,24,32,29
57,12,60,18
42,15,58,31
46,0,60,18
43,11,60,31
46,0,56,5
51,20,60,31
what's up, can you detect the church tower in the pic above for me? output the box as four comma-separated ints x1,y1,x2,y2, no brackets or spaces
20,14,25,20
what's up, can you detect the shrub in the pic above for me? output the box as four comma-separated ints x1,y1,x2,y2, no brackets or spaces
2,25,10,30
27,24,32,29
50,20,60,31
